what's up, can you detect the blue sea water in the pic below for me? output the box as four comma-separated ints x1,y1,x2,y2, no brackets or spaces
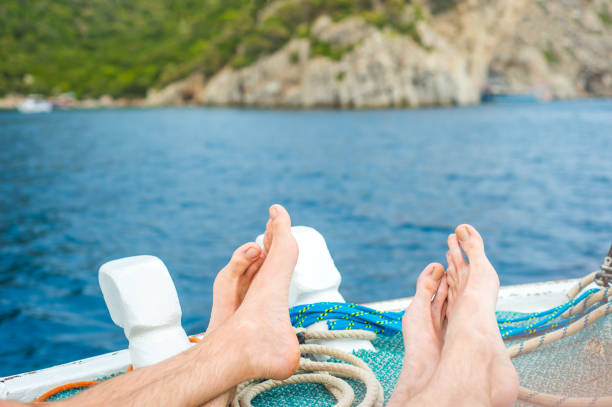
0,100,611,377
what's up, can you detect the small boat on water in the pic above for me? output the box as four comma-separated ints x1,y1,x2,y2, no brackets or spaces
481,81,552,104
17,97,53,114
1,228,610,406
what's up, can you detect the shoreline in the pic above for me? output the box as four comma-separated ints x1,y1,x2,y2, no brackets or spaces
2,94,608,112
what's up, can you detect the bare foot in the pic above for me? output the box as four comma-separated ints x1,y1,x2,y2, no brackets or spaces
445,225,518,407
208,242,264,331
203,242,264,407
387,263,448,406
231,204,300,380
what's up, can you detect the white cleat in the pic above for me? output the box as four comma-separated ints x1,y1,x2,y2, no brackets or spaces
99,256,191,369
257,226,375,353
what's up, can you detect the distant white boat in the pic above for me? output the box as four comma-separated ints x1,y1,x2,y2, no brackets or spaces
18,97,52,114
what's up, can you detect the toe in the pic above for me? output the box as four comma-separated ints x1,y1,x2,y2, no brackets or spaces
415,263,445,301
269,204,291,234
268,204,295,252
263,219,272,256
223,242,261,278
445,251,456,288
455,224,485,261
257,205,298,274
244,256,265,281
432,276,448,314
447,233,466,270
432,276,448,332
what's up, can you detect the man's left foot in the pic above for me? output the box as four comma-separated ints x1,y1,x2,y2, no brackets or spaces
204,242,264,407
387,263,448,406
208,242,264,331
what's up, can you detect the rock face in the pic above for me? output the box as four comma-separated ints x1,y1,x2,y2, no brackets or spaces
201,0,530,108
0,94,25,109
490,0,612,99
144,73,206,106
3,0,609,109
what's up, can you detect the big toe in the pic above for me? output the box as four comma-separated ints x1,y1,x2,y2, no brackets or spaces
455,224,485,261
269,204,291,235
415,263,445,301
266,204,298,265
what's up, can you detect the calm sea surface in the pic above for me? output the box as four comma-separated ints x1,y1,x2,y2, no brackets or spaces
1,100,611,376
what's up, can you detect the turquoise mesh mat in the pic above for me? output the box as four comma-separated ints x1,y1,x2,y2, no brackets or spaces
48,311,612,405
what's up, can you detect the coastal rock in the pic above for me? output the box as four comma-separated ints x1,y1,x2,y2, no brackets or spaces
311,15,375,47
3,0,610,109
144,73,205,106
490,0,612,98
0,94,25,109
202,0,529,108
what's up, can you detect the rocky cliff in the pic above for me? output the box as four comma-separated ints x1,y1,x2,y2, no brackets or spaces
490,0,612,99
197,0,531,108
4,0,610,109
141,0,611,108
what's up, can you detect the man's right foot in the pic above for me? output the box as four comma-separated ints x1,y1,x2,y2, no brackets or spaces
204,242,264,407
231,204,301,380
445,225,519,407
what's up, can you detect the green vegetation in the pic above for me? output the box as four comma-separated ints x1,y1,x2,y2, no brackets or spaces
542,41,560,65
598,9,612,27
289,50,300,64
310,39,353,61
0,0,434,98
430,0,457,15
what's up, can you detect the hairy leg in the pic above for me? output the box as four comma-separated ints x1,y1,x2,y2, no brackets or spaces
44,204,300,407
387,263,448,406
406,225,518,407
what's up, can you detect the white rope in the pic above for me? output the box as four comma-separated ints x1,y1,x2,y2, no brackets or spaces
232,329,383,407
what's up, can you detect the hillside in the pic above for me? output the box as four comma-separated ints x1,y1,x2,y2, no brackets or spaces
0,0,443,98
0,0,262,97
1,0,611,108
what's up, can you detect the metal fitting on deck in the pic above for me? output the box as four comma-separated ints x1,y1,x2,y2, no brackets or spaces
594,244,612,287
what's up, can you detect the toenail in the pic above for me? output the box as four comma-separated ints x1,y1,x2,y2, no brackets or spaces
270,205,280,219
246,247,259,258
456,226,469,242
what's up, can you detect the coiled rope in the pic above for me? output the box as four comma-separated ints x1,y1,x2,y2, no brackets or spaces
232,329,383,407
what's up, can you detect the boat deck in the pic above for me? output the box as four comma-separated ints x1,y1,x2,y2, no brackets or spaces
0,277,605,404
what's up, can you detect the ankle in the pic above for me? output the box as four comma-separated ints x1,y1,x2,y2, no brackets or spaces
232,314,299,380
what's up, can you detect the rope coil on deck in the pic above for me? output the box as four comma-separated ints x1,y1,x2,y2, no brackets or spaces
232,329,383,407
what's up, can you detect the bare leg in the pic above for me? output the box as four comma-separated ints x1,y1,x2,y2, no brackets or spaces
41,204,301,407
387,263,448,406
406,225,518,407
